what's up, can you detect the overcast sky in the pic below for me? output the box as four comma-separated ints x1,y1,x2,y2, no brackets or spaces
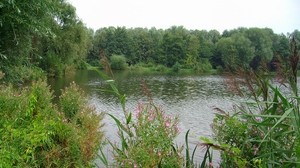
67,0,299,34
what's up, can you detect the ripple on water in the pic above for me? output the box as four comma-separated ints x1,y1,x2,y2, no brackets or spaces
84,74,237,165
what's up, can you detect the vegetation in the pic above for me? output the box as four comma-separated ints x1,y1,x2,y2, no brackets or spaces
212,37,300,167
1,1,300,167
0,81,104,167
0,0,92,82
110,54,128,70
89,27,300,73
0,0,299,81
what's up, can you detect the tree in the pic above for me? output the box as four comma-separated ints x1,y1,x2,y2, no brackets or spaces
185,35,200,68
161,26,189,67
216,34,254,71
0,0,93,79
0,0,62,68
245,28,274,69
127,28,154,64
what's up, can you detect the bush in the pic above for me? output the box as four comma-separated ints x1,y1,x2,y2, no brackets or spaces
172,62,181,73
212,71,300,167
59,82,86,121
109,54,128,70
42,51,65,77
106,102,183,167
194,59,213,73
2,66,46,84
0,81,104,167
154,64,167,72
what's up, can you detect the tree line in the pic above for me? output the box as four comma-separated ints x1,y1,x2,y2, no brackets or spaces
1,0,300,83
89,26,300,72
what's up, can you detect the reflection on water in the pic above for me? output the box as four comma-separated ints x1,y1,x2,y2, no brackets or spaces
49,70,239,165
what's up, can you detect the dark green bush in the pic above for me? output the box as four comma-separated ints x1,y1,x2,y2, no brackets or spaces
172,62,181,73
194,59,213,73
109,54,128,70
2,66,46,84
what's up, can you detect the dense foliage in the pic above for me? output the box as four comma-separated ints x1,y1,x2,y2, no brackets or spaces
0,0,299,80
1,1,300,166
0,0,92,82
0,81,104,167
89,27,300,72
212,37,300,167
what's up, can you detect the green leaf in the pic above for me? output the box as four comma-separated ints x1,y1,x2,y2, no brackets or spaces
107,113,129,134
185,130,190,167
97,148,108,167
259,108,293,147
126,112,132,125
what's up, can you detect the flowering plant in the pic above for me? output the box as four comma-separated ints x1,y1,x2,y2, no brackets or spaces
108,102,182,168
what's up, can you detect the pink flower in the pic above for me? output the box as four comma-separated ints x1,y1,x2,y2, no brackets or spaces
165,121,171,127
133,163,138,168
255,117,262,122
148,114,154,121
175,126,181,133
135,103,143,118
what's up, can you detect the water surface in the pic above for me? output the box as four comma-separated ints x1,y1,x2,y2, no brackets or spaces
49,70,239,165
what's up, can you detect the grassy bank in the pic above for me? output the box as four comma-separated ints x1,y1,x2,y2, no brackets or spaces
0,81,104,167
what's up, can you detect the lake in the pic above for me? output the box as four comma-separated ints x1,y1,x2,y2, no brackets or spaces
49,70,239,165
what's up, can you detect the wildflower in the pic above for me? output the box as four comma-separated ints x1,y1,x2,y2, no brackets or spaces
175,126,181,133
165,121,171,128
135,102,143,118
255,117,262,122
133,163,138,168
148,113,154,121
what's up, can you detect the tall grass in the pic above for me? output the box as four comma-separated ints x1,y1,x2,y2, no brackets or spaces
212,36,300,167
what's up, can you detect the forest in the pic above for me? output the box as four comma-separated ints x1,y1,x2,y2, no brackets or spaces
1,0,300,83
1,0,300,167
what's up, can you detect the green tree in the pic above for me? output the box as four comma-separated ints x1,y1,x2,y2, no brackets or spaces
0,0,93,79
185,35,200,68
0,0,61,69
216,34,254,71
245,28,274,69
127,28,154,64
161,26,189,67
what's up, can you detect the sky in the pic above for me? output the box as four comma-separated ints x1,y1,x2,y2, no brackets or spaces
67,0,299,34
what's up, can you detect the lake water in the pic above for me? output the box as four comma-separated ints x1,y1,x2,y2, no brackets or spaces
49,70,240,166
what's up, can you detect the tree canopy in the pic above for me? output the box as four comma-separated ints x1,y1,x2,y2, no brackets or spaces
0,0,299,81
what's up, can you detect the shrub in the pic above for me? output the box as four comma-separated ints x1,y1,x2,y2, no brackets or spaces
154,64,167,72
59,82,86,121
194,59,213,73
105,102,182,167
109,54,128,70
212,71,300,167
2,66,46,84
0,81,104,167
172,62,181,73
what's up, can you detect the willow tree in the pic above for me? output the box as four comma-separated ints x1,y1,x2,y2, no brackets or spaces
216,34,254,71
0,0,93,78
